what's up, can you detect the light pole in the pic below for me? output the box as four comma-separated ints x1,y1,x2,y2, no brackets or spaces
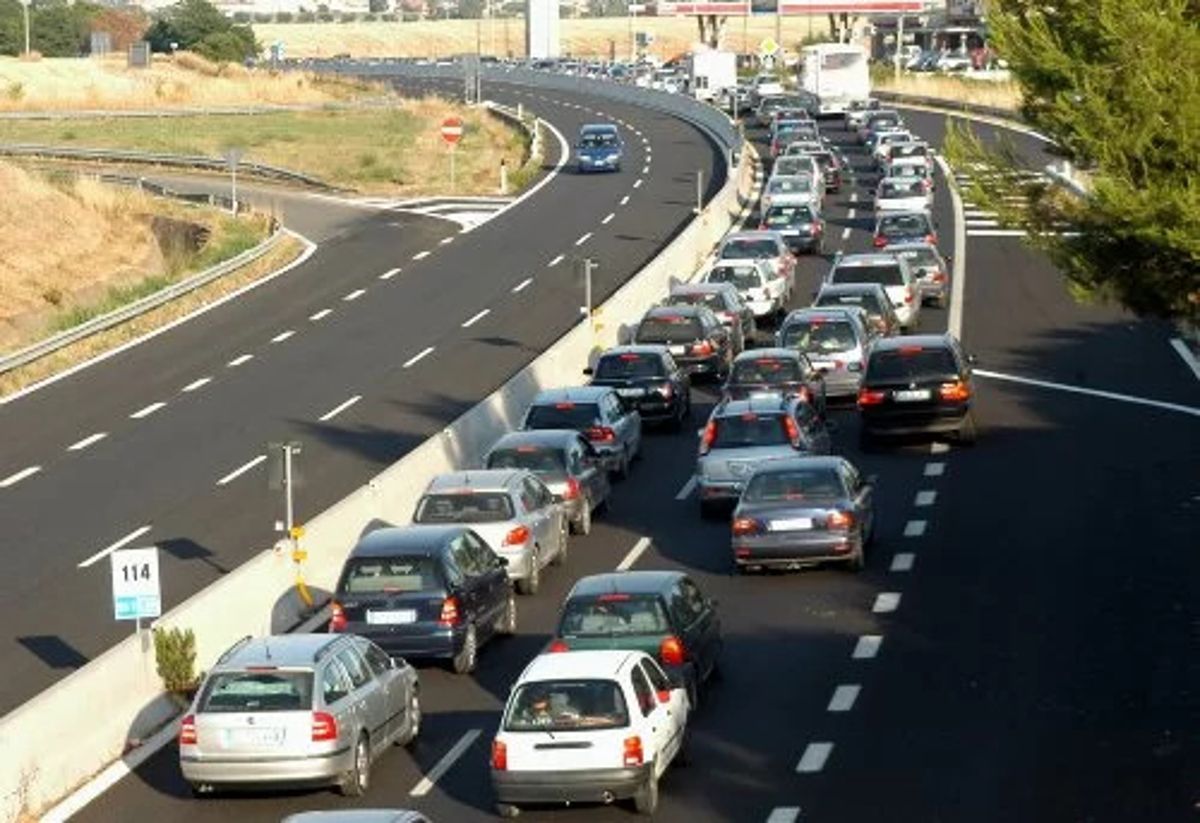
18,0,31,57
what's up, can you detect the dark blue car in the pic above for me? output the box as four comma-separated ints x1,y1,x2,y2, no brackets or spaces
576,123,623,172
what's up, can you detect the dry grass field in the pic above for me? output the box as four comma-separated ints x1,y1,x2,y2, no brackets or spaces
874,72,1022,112
254,16,826,60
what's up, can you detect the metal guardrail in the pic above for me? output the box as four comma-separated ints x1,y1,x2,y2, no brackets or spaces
484,101,544,184
0,98,399,121
0,143,339,190
0,229,285,377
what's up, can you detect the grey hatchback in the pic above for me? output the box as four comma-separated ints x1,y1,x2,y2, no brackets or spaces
180,633,420,797
522,386,643,479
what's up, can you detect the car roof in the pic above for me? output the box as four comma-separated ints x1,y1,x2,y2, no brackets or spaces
531,385,613,403
213,633,342,671
490,429,582,450
581,123,618,133
784,307,866,324
834,253,900,266
597,344,670,358
871,333,955,353
519,649,646,682
568,570,684,597
350,525,465,559
715,393,789,415
724,230,784,244
283,811,429,823
426,470,525,493
733,347,801,363
876,211,932,223
643,304,704,318
670,282,729,295
886,241,941,254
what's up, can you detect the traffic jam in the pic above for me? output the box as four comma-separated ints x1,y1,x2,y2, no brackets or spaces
175,81,970,820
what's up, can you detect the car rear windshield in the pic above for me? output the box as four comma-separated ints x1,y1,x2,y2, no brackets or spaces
880,214,930,236
769,177,812,194
487,447,567,473
731,358,803,383
895,247,941,269
340,556,442,594
414,492,515,523
636,316,703,344
831,264,903,287
868,115,900,129
560,594,671,637
816,290,886,317
743,467,845,502
764,205,815,227
721,239,778,259
199,671,314,713
708,265,762,290
712,413,789,448
665,292,725,313
504,679,630,732
880,180,925,197
580,133,619,148
781,320,857,353
594,353,668,379
525,403,602,429
867,347,960,381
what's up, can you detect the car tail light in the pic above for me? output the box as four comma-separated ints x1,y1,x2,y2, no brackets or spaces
858,388,887,407
811,222,823,235
179,715,197,746
783,415,801,443
624,735,644,767
659,635,686,666
827,511,854,530
939,380,971,402
587,425,616,443
699,420,717,455
438,595,462,626
547,639,570,653
656,689,672,704
329,601,347,633
925,233,937,245
735,548,751,558
503,525,531,546
657,382,674,399
932,271,948,283
491,740,508,771
692,340,715,356
904,288,914,305
312,711,338,742
873,235,888,248
732,517,761,536
563,477,581,500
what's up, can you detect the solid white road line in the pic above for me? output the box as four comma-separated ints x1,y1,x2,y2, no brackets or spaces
217,454,267,486
343,289,366,302
850,192,858,203
227,354,254,368
642,165,649,174
512,277,533,293
903,520,927,537
409,729,481,797
620,195,630,205
796,742,833,773
975,368,1200,418
78,525,152,568
548,254,565,267
1169,338,1200,382
873,592,902,613
915,490,937,507
309,308,332,321
130,401,166,419
841,227,851,240
379,267,402,280
576,232,593,246
852,635,883,659
634,178,643,188
890,553,916,572
182,377,211,392
924,462,946,477
602,212,615,224
616,537,652,571
965,219,1001,228
462,308,490,328
403,346,435,368
0,465,41,488
68,432,108,452
319,395,361,422
766,808,802,823
271,330,295,344
675,476,697,501
827,684,861,712
936,155,967,338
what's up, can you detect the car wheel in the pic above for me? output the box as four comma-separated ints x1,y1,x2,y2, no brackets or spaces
633,766,659,815
399,687,422,746
495,587,518,636
957,410,979,446
516,550,540,595
339,734,370,797
496,803,522,818
572,495,592,535
451,624,477,674
552,522,569,565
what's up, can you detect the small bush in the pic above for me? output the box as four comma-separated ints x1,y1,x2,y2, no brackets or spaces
153,627,199,694
6,82,24,102
297,11,315,22
275,11,294,22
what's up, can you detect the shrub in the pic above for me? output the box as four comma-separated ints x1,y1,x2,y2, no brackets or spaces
153,627,199,695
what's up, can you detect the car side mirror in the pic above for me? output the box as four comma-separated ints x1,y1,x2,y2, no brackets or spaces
582,366,593,376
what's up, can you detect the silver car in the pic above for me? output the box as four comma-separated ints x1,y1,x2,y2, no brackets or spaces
696,392,832,519
888,241,952,308
523,386,642,478
776,307,874,399
484,430,611,536
180,634,420,796
761,174,822,212
283,812,431,823
664,281,756,350
414,470,568,595
826,252,921,330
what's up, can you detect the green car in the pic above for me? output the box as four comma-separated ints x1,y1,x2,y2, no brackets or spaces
547,571,723,708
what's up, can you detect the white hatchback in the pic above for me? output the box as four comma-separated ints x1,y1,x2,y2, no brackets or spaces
490,649,690,817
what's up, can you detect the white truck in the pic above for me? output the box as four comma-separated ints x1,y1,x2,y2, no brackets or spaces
799,43,870,116
688,50,737,104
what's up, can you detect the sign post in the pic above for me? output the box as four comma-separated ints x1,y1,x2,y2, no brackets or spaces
441,116,464,192
111,547,162,635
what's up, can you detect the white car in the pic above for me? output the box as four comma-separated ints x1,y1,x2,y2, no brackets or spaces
761,174,821,212
704,258,786,320
872,130,915,164
772,154,823,179
715,230,796,299
491,650,690,817
885,156,935,188
874,177,933,213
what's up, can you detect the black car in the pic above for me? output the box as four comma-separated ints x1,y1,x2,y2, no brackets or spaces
584,345,691,429
722,348,827,415
633,305,733,381
814,282,900,338
546,571,722,709
759,202,825,255
331,525,515,675
857,334,978,447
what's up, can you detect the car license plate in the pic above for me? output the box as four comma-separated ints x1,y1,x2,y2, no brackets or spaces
669,345,687,355
367,609,417,625
617,387,645,398
225,727,283,747
894,389,932,402
810,361,834,370
770,518,813,531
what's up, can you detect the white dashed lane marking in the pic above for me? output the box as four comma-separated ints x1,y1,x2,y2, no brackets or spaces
271,330,295,343
78,524,151,568
675,476,697,501
412,251,431,261
462,309,490,328
216,454,267,486
890,553,916,572
931,441,951,454
343,289,366,302
182,377,211,392
903,520,927,537
68,432,107,452
0,465,41,488
924,462,946,477
841,227,851,240
634,179,643,188
130,401,166,419
309,309,332,321
409,729,481,797
575,232,592,247
616,537,651,571
227,354,254,368
796,742,833,773
318,395,361,423
379,267,401,280
853,635,883,659
827,684,861,712
873,592,902,613
766,808,802,823
620,195,630,205
915,490,937,507
602,213,614,225
403,346,435,368
512,277,533,293
548,254,565,267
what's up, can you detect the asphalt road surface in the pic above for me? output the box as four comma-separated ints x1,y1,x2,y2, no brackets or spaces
67,98,1200,823
0,79,726,714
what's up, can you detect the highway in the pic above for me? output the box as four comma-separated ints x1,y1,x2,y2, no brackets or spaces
66,95,1200,822
0,79,726,714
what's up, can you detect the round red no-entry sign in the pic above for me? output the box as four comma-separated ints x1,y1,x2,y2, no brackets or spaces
440,116,464,145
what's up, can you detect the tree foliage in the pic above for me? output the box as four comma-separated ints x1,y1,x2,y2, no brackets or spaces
145,0,258,62
945,0,1199,322
0,0,105,57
